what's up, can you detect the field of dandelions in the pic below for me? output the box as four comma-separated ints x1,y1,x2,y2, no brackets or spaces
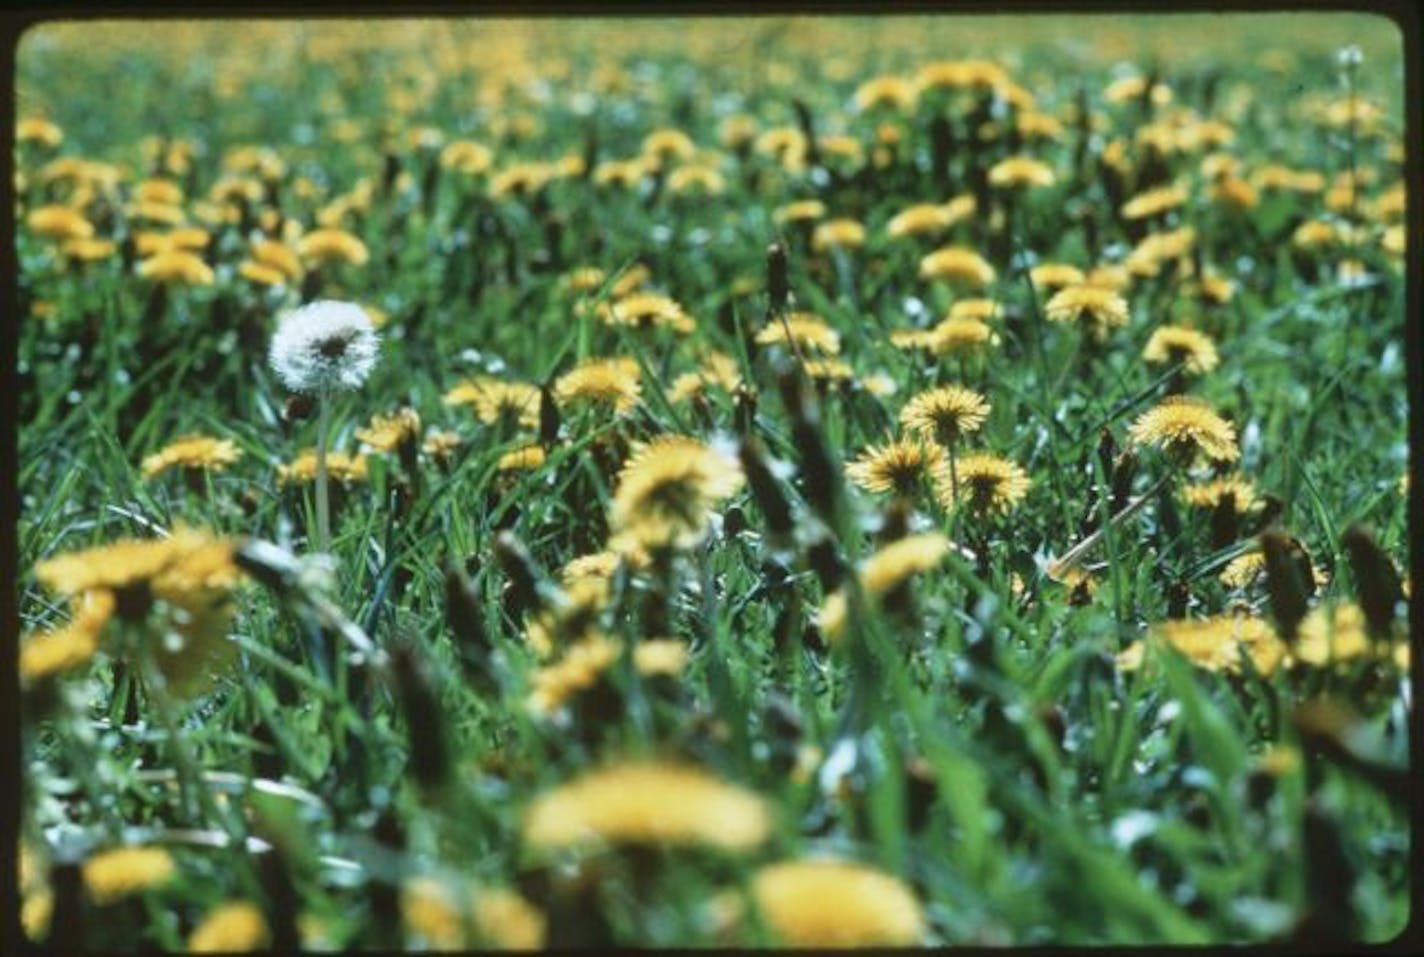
14,16,1413,951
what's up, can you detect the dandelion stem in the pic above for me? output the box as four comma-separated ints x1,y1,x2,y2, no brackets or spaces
315,391,332,553
1050,471,1172,575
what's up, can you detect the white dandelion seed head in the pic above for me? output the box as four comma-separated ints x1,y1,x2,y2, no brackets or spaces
268,300,380,394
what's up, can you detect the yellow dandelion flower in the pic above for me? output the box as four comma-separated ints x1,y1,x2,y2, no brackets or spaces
812,218,867,251
472,886,547,950
82,847,175,905
422,429,462,464
250,238,304,281
1293,603,1374,667
1292,219,1340,251
134,178,184,206
735,859,925,947
1219,550,1265,589
356,407,422,453
755,127,808,168
1142,325,1220,375
937,453,1031,514
26,205,95,242
127,200,186,225
1017,110,1065,140
296,228,369,267
861,533,954,596
137,250,214,286
919,246,996,287
1129,614,1288,677
443,376,541,428
189,901,270,953
134,227,210,257
610,263,652,298
1252,165,1325,194
719,113,759,150
669,351,742,404
1085,263,1132,292
667,165,726,195
599,292,695,334
278,449,369,485
402,878,463,948
988,155,1056,188
773,199,826,226
523,761,771,853
141,435,242,480
17,116,63,147
238,262,287,286
1208,176,1258,211
803,358,855,383
1121,183,1188,220
926,317,999,356
498,444,546,472
940,194,978,227
609,435,744,549
854,75,918,111
440,140,494,175
1381,224,1405,257
818,134,866,169
899,385,991,446
885,203,951,239
947,299,1000,323
59,237,117,262
592,158,650,189
1128,396,1239,464
845,438,947,497
554,357,641,415
642,128,697,163
1183,475,1258,512
20,590,114,682
755,313,841,355
1044,284,1130,339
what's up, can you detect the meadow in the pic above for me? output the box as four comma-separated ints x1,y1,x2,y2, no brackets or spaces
14,13,1414,950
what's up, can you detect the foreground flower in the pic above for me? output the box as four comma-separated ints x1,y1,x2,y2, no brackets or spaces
845,438,946,497
140,435,242,480
523,761,771,853
1121,183,1188,220
1128,396,1239,464
20,590,114,683
402,879,546,950
819,533,959,641
26,205,94,242
82,847,176,905
936,452,1030,514
1142,325,1220,375
189,901,271,953
1117,614,1287,676
1044,284,1130,340
899,385,991,446
717,859,925,947
269,300,380,395
609,435,744,549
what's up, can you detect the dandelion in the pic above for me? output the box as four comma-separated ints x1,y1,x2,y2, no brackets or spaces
720,859,925,947
444,377,541,428
988,155,1056,188
26,205,95,242
936,452,1030,515
189,901,271,953
440,139,494,175
773,199,826,226
554,357,642,415
1043,284,1130,341
599,292,696,334
1121,183,1188,220
1128,395,1239,464
1292,603,1373,667
1220,550,1266,589
899,385,990,447
526,634,689,715
668,352,742,403
277,449,369,486
885,203,951,239
355,407,422,454
498,444,546,472
919,246,996,287
523,761,771,853
928,317,999,356
82,847,176,905
811,218,867,251
1183,474,1258,511
853,75,918,111
845,438,947,498
137,250,214,286
609,435,745,549
1142,325,1220,375
1118,614,1288,677
20,590,114,683
17,116,63,147
296,228,369,268
755,313,841,355
140,435,242,480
